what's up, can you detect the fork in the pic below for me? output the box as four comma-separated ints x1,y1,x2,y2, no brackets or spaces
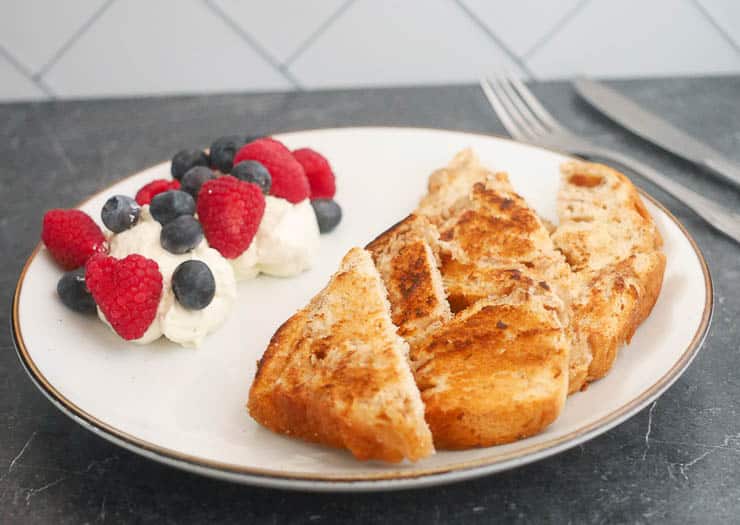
480,75,740,244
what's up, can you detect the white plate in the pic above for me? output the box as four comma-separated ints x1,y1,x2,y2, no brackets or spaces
13,127,712,492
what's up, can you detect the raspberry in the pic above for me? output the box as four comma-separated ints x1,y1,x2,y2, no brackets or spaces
197,176,266,258
135,178,181,205
41,209,107,270
292,148,336,199
233,138,309,203
258,136,291,152
85,254,163,340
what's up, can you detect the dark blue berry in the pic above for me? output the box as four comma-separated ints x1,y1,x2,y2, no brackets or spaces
172,260,215,310
57,270,96,314
150,190,196,225
171,149,209,180
231,160,271,194
101,194,140,233
311,199,342,233
209,135,244,173
181,166,214,199
160,215,203,254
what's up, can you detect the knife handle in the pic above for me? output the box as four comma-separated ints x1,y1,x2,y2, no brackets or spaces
702,157,740,189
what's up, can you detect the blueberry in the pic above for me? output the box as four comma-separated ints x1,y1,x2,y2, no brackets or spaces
310,199,342,233
209,135,244,173
181,166,214,199
172,260,215,310
171,149,209,180
101,195,140,233
231,160,271,194
57,270,96,314
160,215,203,254
150,190,196,225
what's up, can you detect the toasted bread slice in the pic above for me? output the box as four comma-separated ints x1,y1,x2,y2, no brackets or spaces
417,148,513,223
413,290,569,449
553,161,663,273
366,214,452,348
433,181,574,308
552,161,666,381
248,248,434,462
367,204,569,447
416,151,571,308
418,156,589,393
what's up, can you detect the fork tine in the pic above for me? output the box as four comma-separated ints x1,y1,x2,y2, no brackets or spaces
495,75,549,136
488,76,541,140
479,77,529,141
480,78,530,140
508,75,564,131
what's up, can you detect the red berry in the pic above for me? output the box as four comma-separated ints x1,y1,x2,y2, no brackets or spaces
233,138,309,203
292,148,336,199
135,178,181,205
258,137,291,152
41,209,107,270
85,254,163,340
197,176,266,259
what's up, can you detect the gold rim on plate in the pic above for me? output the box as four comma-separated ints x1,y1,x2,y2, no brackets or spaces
11,128,713,486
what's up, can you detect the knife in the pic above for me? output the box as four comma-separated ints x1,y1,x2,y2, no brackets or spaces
574,77,740,189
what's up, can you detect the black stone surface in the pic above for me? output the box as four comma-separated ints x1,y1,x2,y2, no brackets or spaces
1,77,738,524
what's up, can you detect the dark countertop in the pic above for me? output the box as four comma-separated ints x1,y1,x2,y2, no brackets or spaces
1,77,739,524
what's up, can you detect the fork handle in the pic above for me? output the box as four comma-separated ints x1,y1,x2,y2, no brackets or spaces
571,146,740,244
703,157,740,189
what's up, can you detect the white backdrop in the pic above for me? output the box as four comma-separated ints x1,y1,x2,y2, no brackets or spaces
1,0,738,102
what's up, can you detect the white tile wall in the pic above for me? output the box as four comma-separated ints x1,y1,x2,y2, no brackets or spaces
0,0,738,102
527,0,740,78
696,0,740,48
459,0,585,57
43,0,292,98
0,0,106,72
212,0,348,63
0,53,46,101
289,0,525,88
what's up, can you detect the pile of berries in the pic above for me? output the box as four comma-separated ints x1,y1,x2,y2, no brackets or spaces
144,135,342,232
41,135,342,342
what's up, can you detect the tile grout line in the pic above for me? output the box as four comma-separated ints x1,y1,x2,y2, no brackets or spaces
283,0,357,67
453,0,536,80
522,0,592,60
690,0,740,53
0,43,56,98
35,0,117,79
202,0,303,90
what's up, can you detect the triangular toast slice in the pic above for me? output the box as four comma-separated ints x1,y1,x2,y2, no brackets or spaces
248,248,434,462
366,214,452,348
417,151,589,393
552,161,666,382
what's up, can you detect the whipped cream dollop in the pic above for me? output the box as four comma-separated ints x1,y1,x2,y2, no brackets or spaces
103,207,237,347
101,195,320,347
230,196,320,280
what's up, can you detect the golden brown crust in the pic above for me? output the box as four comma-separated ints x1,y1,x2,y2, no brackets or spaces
366,214,451,348
417,148,513,223
434,182,570,290
423,170,586,392
413,293,568,449
248,248,434,462
410,151,573,445
553,160,663,273
573,252,666,380
553,160,666,383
